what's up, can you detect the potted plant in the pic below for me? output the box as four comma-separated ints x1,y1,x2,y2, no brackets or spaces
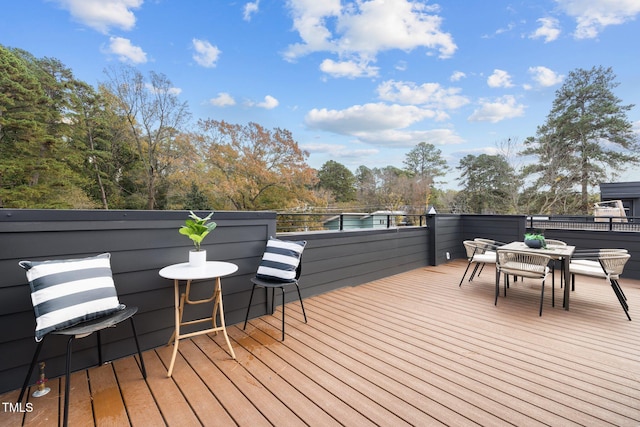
524,232,546,249
179,211,217,267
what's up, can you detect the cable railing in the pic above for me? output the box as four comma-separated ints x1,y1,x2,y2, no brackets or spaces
528,215,640,232
277,212,429,233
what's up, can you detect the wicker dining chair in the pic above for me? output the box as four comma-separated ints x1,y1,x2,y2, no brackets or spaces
496,249,552,316
569,252,631,320
459,240,497,287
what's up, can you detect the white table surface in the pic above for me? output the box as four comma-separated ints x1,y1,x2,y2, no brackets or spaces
159,261,238,281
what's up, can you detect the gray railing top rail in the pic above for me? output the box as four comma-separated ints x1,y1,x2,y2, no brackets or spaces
276,213,428,233
527,215,640,232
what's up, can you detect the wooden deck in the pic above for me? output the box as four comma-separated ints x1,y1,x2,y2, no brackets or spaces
2,260,639,426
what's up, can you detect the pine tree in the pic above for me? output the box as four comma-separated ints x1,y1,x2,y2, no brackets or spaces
522,66,639,214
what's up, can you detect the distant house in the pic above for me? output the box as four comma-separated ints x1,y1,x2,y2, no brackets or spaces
323,210,406,230
599,181,640,217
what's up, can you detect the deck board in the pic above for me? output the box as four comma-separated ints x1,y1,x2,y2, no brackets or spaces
2,260,639,427
113,356,165,427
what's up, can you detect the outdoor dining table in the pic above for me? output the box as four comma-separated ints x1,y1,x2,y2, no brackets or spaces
497,241,576,310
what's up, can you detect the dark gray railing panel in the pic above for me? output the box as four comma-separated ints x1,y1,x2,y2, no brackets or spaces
0,211,429,394
0,209,276,395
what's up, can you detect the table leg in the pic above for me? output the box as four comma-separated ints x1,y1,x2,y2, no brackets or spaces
167,292,186,345
214,277,236,359
167,279,182,377
495,265,500,305
563,257,571,310
212,281,220,333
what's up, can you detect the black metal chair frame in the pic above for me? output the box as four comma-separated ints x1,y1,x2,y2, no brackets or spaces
243,262,307,341
17,307,147,427
459,240,499,287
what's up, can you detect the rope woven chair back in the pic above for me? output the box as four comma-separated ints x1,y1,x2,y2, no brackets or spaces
474,238,504,250
599,253,630,278
463,241,481,258
497,250,551,279
545,239,567,246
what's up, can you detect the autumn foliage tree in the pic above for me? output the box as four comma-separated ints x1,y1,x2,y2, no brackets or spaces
196,120,318,210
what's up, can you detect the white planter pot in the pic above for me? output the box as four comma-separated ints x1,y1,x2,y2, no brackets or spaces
189,249,207,267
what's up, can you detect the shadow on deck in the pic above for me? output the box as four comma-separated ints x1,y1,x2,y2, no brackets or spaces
2,260,639,426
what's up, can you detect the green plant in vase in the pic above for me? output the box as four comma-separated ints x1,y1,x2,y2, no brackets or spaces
179,211,217,252
524,232,546,249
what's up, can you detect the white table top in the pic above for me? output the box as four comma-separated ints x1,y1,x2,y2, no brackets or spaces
159,261,238,280
500,241,575,259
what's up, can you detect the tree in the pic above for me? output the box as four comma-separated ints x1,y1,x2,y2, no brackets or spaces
103,65,191,209
197,120,318,210
403,142,450,212
403,142,449,182
0,45,49,207
372,166,414,213
522,66,639,214
457,154,517,214
0,46,93,208
355,165,378,209
317,160,356,203
183,182,210,210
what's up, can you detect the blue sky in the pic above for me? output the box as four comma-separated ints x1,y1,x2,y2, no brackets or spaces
2,0,639,189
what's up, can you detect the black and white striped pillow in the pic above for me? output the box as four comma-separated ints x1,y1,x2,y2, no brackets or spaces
19,253,124,341
256,238,306,282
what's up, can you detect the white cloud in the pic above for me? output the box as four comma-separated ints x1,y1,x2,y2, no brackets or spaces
487,69,514,88
243,1,260,21
284,0,341,59
284,0,456,78
146,83,181,95
468,95,526,123
306,103,438,134
304,102,463,147
395,61,408,71
450,71,466,82
246,95,279,109
482,22,516,39
258,95,279,109
376,80,470,110
355,128,463,147
192,39,221,68
528,66,564,87
209,92,236,107
53,0,142,33
319,59,379,78
335,0,456,58
530,17,561,42
105,36,147,63
301,142,379,159
556,0,640,39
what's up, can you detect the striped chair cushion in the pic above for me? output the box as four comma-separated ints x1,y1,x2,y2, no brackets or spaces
256,238,306,283
20,253,124,341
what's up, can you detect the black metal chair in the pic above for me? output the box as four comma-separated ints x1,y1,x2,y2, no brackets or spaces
17,255,146,427
243,261,307,341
